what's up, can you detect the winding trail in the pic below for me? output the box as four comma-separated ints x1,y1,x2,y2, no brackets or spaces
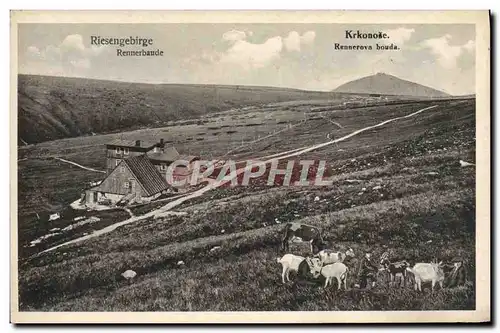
54,157,106,174
39,104,438,255
122,207,135,218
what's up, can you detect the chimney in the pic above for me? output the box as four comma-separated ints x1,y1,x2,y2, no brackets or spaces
135,140,141,147
159,138,165,147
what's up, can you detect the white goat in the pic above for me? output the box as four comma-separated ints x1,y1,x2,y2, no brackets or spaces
314,248,355,265
307,258,349,290
406,261,445,292
277,254,306,284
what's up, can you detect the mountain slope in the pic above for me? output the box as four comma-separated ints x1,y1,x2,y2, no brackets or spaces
18,75,340,145
333,73,450,97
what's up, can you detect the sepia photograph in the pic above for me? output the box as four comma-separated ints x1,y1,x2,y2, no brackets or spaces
10,10,490,323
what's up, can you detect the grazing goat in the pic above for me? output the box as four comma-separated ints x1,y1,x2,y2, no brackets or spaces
277,254,311,284
379,254,410,287
406,261,445,292
307,258,349,290
281,222,325,254
314,248,355,265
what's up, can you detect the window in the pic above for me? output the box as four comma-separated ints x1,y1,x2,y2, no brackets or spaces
160,163,167,171
116,159,121,166
124,181,130,189
120,165,125,172
124,148,129,155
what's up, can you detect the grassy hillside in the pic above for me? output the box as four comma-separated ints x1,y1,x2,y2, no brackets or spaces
18,74,347,145
18,98,476,311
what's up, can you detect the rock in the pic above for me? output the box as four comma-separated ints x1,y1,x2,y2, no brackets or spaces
361,187,366,191
358,192,364,196
426,172,439,176
210,246,222,252
49,227,61,232
177,260,185,266
314,196,320,202
372,185,382,190
121,270,137,280
426,240,432,244
459,160,475,167
221,229,225,234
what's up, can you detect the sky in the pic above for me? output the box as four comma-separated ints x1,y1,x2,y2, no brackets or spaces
18,24,476,95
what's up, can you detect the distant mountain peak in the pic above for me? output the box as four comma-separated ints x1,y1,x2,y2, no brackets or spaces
333,73,450,97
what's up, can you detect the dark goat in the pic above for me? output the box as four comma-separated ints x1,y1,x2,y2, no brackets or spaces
281,222,325,254
380,257,410,287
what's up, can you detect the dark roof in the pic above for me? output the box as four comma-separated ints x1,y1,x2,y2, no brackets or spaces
147,146,180,163
106,139,157,149
124,155,169,196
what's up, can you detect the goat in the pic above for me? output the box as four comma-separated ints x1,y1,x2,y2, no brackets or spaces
379,255,410,287
277,254,311,284
307,258,349,290
406,260,445,292
281,223,325,254
314,247,355,266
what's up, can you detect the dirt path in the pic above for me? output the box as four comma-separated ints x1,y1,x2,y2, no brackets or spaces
122,207,135,218
54,157,106,174
39,104,438,255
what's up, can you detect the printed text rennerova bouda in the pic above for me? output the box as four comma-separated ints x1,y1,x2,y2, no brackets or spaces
90,35,164,57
